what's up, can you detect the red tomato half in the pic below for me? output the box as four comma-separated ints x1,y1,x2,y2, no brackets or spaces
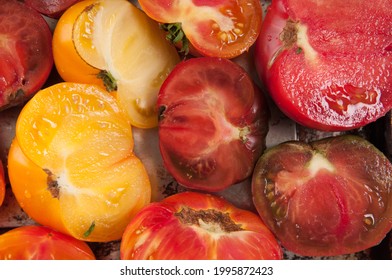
158,57,269,191
0,225,96,260
252,135,392,256
120,192,282,260
254,0,392,131
24,0,82,18
138,0,262,58
0,0,53,109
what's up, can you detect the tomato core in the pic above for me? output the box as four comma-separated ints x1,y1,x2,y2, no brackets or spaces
175,207,243,233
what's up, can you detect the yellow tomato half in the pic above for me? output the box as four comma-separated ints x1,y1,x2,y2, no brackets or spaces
8,82,151,242
71,0,181,128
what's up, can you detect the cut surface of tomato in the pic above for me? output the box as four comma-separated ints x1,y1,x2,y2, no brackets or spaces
0,0,53,109
9,82,151,242
158,57,269,191
252,135,392,256
254,0,392,131
120,192,282,260
138,0,262,58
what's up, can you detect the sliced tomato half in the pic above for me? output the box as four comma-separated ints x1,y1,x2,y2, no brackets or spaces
138,0,262,58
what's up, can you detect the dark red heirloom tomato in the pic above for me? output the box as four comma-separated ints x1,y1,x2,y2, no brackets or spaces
138,0,262,58
0,0,53,109
0,225,96,260
252,135,392,256
120,192,282,260
254,0,392,131
24,0,82,18
158,57,269,192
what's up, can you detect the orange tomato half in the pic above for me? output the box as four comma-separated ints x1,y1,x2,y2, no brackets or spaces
8,82,151,242
52,0,105,88
0,225,95,260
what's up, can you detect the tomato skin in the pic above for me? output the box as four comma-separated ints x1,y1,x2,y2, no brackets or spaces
52,0,105,88
0,161,5,206
0,0,53,109
8,139,68,234
254,0,392,131
0,225,95,260
158,57,269,192
120,192,282,260
252,135,392,256
139,0,262,58
25,0,82,18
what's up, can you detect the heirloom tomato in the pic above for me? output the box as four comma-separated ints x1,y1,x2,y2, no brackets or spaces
120,192,282,260
24,0,82,18
158,57,269,192
138,0,262,58
8,82,151,242
254,0,392,131
0,161,5,206
0,225,95,260
252,135,392,256
70,0,180,128
0,0,53,109
53,0,105,89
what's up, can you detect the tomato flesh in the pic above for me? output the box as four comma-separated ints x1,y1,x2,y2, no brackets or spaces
138,0,262,58
158,57,269,191
254,0,392,131
120,192,282,260
252,135,392,256
0,225,95,260
0,0,53,109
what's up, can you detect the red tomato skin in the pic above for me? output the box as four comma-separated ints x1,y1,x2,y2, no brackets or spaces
158,57,269,191
0,0,53,109
0,225,96,260
24,0,82,18
254,0,392,131
252,135,392,256
120,192,282,260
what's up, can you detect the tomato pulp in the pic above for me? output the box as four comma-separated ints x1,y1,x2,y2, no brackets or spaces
0,0,53,109
254,0,392,131
252,135,392,256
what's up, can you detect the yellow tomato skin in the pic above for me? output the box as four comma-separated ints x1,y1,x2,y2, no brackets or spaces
8,139,68,234
53,0,104,88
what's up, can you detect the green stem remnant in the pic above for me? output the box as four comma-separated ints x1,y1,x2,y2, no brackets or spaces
97,70,117,92
160,23,190,55
83,221,96,238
